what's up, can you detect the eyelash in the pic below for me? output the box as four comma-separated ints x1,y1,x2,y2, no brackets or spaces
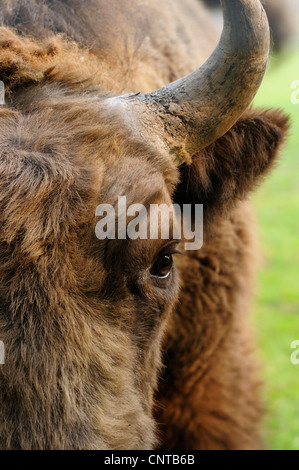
155,241,181,258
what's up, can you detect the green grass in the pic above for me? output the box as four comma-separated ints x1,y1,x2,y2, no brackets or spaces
252,46,299,450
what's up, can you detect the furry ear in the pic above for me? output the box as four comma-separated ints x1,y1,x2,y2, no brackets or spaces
173,109,289,219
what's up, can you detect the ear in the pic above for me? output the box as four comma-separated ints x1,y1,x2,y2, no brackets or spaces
173,109,289,219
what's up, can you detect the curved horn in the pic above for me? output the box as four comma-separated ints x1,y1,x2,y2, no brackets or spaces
109,0,270,165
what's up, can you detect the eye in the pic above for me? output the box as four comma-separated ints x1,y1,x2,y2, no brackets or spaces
150,253,173,278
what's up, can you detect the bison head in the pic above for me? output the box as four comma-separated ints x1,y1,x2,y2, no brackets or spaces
0,0,288,450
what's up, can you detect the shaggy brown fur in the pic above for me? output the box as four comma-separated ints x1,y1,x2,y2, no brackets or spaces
0,0,289,450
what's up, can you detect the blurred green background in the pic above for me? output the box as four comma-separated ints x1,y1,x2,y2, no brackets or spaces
252,42,299,450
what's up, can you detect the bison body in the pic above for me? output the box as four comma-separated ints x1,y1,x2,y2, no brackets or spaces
0,0,288,450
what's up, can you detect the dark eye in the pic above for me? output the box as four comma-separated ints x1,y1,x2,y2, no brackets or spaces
150,254,173,278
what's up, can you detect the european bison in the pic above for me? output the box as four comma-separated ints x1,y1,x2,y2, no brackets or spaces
0,0,288,450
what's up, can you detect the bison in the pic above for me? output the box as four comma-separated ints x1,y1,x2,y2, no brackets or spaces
0,0,289,450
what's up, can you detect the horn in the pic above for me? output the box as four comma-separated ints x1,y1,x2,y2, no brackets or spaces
109,0,270,166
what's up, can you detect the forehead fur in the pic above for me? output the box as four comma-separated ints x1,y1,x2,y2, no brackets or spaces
0,26,178,179
0,27,123,94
